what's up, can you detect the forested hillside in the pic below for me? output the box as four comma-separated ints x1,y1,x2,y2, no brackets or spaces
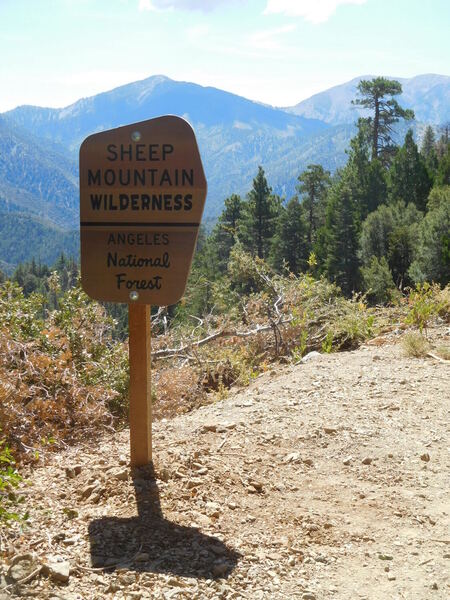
0,74,448,271
0,117,78,227
188,78,449,309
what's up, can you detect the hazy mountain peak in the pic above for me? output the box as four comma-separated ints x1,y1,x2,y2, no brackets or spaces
287,73,450,125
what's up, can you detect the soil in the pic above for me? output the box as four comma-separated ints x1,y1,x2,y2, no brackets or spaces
1,325,449,599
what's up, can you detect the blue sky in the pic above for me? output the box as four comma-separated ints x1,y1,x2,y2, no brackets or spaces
1,0,448,112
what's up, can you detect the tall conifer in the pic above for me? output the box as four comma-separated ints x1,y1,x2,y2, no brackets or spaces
240,167,279,259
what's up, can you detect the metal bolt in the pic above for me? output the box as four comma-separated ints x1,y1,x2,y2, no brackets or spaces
131,131,141,142
129,291,139,301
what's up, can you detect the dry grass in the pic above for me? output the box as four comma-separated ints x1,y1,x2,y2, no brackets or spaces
401,331,431,358
0,331,115,463
152,365,207,420
435,344,450,360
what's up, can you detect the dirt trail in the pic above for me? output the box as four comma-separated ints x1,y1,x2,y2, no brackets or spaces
1,326,449,599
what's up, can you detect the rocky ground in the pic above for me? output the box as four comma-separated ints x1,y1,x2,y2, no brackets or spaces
1,325,449,600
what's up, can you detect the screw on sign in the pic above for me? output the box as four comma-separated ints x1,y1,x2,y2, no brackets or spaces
79,116,207,466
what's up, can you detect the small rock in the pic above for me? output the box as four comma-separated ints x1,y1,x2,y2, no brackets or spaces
90,490,102,504
420,453,430,462
378,554,393,560
343,456,352,465
284,452,301,463
324,427,337,434
303,458,314,466
387,574,396,581
112,468,129,481
7,555,39,583
187,478,203,489
201,424,217,433
166,577,186,587
44,561,70,583
373,355,381,361
81,484,97,499
362,457,373,465
315,555,327,563
302,593,316,600
105,583,121,594
301,351,321,363
248,480,263,492
212,562,229,577
135,553,149,562
431,582,438,590
210,544,226,556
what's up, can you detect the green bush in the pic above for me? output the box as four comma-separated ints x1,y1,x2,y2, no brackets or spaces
0,437,25,523
361,256,397,304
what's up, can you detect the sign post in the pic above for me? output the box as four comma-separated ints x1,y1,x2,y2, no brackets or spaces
79,116,207,466
128,304,152,465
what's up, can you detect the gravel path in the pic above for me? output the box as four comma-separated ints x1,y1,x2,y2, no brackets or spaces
1,326,449,599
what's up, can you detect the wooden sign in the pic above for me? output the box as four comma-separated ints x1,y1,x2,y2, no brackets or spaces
79,116,207,305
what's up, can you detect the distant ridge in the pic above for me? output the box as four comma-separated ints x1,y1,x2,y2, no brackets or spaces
4,75,329,221
286,74,450,125
1,72,449,268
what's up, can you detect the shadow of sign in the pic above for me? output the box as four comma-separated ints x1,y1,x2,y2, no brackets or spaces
88,465,241,579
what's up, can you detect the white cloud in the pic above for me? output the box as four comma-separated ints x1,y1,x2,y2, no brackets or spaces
248,24,296,51
264,0,367,24
139,0,231,12
186,23,211,40
138,0,158,11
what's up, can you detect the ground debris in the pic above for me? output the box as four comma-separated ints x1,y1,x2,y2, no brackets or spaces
2,324,449,599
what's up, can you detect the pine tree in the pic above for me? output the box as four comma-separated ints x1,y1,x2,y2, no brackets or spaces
421,125,436,158
435,144,450,186
239,166,279,259
297,164,330,246
213,194,243,271
436,124,449,159
324,178,360,295
345,122,387,219
420,125,438,181
409,195,450,285
352,77,414,164
389,130,432,211
360,256,396,304
359,201,422,290
271,197,308,274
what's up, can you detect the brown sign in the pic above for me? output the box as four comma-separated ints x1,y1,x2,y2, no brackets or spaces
79,116,207,305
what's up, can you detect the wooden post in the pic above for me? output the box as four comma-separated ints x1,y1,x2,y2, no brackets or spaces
128,304,152,467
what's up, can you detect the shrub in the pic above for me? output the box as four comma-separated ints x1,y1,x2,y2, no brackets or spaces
405,282,446,334
0,277,128,462
435,345,450,361
361,256,397,304
402,332,430,358
0,436,25,524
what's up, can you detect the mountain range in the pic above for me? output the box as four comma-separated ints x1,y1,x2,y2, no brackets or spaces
0,73,448,270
